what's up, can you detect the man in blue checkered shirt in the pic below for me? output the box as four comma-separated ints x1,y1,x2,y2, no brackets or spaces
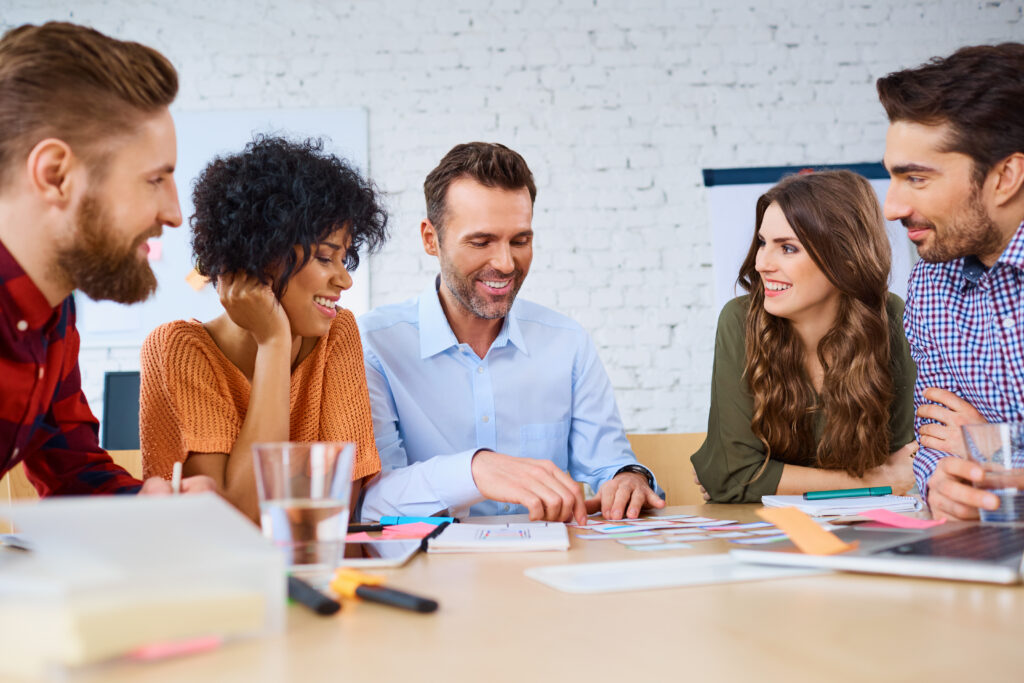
877,43,1024,521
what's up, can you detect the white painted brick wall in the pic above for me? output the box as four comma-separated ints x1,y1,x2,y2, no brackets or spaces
3,0,1022,437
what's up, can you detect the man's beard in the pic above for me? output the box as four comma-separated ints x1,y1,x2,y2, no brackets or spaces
54,194,159,304
912,187,1004,263
439,254,523,321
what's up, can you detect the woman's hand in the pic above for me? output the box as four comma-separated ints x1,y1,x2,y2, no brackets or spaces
217,272,291,345
868,441,917,494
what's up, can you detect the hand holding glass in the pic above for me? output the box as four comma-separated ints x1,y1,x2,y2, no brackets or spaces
961,423,1024,522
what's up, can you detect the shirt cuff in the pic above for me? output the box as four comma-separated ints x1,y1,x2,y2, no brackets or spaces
913,445,942,501
431,448,484,511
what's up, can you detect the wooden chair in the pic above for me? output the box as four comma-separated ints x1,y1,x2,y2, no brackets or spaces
627,432,708,506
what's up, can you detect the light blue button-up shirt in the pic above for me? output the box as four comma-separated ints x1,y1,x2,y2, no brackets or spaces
357,280,652,520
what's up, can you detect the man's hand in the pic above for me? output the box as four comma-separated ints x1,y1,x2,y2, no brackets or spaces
916,388,987,458
139,475,218,496
927,456,999,521
470,450,587,525
585,471,665,520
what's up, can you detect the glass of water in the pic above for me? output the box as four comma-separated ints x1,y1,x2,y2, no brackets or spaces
252,441,356,582
961,423,1024,522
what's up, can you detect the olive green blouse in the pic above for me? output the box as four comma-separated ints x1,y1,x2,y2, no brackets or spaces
690,293,917,503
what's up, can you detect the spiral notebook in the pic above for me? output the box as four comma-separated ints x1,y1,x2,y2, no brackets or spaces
760,494,922,517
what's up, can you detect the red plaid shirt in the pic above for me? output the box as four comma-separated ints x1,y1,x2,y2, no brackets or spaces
0,238,141,495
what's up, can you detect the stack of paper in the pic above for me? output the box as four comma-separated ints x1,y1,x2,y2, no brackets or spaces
427,522,569,553
761,494,921,517
0,494,285,678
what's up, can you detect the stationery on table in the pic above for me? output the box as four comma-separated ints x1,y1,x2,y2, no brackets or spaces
525,554,826,594
330,568,438,613
761,492,921,516
756,507,859,555
803,486,891,500
427,522,569,553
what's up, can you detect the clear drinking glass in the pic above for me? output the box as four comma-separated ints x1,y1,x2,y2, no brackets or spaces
961,423,1024,522
252,441,356,581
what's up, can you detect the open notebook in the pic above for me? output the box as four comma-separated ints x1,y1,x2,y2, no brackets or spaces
761,494,922,517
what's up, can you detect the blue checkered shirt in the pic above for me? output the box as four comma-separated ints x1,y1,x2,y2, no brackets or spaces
904,220,1024,496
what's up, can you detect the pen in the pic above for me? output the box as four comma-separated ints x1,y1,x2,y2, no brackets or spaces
378,516,457,526
803,486,892,500
287,575,342,616
348,523,385,533
171,461,182,495
420,521,450,552
331,568,438,614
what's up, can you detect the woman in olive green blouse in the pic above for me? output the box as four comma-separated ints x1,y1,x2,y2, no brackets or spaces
692,171,917,503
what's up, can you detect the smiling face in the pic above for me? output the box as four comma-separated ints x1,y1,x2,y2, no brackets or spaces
754,202,840,326
883,120,1004,264
278,226,354,338
55,108,181,303
425,178,533,322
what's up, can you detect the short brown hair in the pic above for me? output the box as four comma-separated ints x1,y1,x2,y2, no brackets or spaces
423,142,537,234
877,43,1024,184
0,22,178,189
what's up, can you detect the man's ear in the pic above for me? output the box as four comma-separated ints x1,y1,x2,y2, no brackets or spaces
421,219,440,256
992,152,1024,208
25,138,77,206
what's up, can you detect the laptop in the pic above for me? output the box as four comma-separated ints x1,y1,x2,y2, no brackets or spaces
730,521,1024,584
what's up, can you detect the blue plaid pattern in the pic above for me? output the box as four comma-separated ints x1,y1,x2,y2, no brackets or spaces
904,221,1024,495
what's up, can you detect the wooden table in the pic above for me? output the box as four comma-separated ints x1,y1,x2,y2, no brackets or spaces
82,505,1024,683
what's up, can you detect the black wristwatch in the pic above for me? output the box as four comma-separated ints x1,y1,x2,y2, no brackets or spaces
614,464,654,490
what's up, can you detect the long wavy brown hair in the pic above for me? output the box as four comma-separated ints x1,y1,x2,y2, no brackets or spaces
737,170,894,480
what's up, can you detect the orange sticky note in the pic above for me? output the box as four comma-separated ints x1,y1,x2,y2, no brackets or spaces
756,507,859,555
185,268,209,291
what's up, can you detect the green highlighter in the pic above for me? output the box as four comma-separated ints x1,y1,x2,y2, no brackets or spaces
803,486,892,500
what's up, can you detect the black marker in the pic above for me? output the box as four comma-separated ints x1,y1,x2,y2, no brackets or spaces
287,575,341,616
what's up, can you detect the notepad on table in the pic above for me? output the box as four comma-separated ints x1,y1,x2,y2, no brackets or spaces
426,522,569,553
761,494,922,517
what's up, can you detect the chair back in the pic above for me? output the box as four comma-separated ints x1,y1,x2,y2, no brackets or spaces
627,432,708,506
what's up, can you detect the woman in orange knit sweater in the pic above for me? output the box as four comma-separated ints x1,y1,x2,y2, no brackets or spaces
140,136,389,522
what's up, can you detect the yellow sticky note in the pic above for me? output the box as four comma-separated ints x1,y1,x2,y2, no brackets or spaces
756,507,859,556
185,268,209,292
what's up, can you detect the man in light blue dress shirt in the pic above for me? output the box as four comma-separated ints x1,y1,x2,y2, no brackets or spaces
358,142,663,523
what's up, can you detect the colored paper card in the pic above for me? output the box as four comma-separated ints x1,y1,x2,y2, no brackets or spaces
185,268,209,291
575,531,660,540
346,532,375,542
749,528,787,536
702,525,748,531
380,522,437,539
717,522,774,530
706,531,750,539
660,533,710,541
730,535,789,545
757,507,859,555
617,538,664,546
641,514,696,520
860,509,946,530
629,542,692,552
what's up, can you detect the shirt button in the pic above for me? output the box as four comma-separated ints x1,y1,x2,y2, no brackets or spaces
16,320,27,331
38,367,44,379
1003,317,1015,329
504,505,511,512
477,366,484,374
12,447,18,458
482,415,490,423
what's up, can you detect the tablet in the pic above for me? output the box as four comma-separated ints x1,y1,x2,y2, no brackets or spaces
341,540,423,568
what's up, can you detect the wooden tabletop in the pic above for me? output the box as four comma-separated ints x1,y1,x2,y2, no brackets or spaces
81,505,1024,683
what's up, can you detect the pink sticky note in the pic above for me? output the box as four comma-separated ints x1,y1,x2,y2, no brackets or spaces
346,532,375,541
147,238,163,261
380,522,437,539
861,509,945,530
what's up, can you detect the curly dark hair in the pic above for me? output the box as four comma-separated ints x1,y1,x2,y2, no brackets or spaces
190,135,388,298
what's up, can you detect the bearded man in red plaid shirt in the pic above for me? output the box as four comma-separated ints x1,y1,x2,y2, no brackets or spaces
878,43,1024,521
0,22,214,496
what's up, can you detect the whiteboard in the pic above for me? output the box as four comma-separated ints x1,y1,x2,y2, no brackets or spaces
706,166,918,313
76,108,370,348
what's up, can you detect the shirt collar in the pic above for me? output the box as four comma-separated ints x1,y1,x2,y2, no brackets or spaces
0,238,59,331
417,275,528,359
956,220,1024,291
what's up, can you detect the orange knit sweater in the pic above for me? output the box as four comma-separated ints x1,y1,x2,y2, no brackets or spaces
139,309,380,483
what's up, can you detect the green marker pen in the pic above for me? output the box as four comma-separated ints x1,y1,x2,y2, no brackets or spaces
803,486,892,500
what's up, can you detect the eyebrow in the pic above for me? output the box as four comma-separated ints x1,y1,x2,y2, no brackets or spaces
757,232,797,244
463,230,534,240
885,162,938,175
147,164,175,176
321,242,343,251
